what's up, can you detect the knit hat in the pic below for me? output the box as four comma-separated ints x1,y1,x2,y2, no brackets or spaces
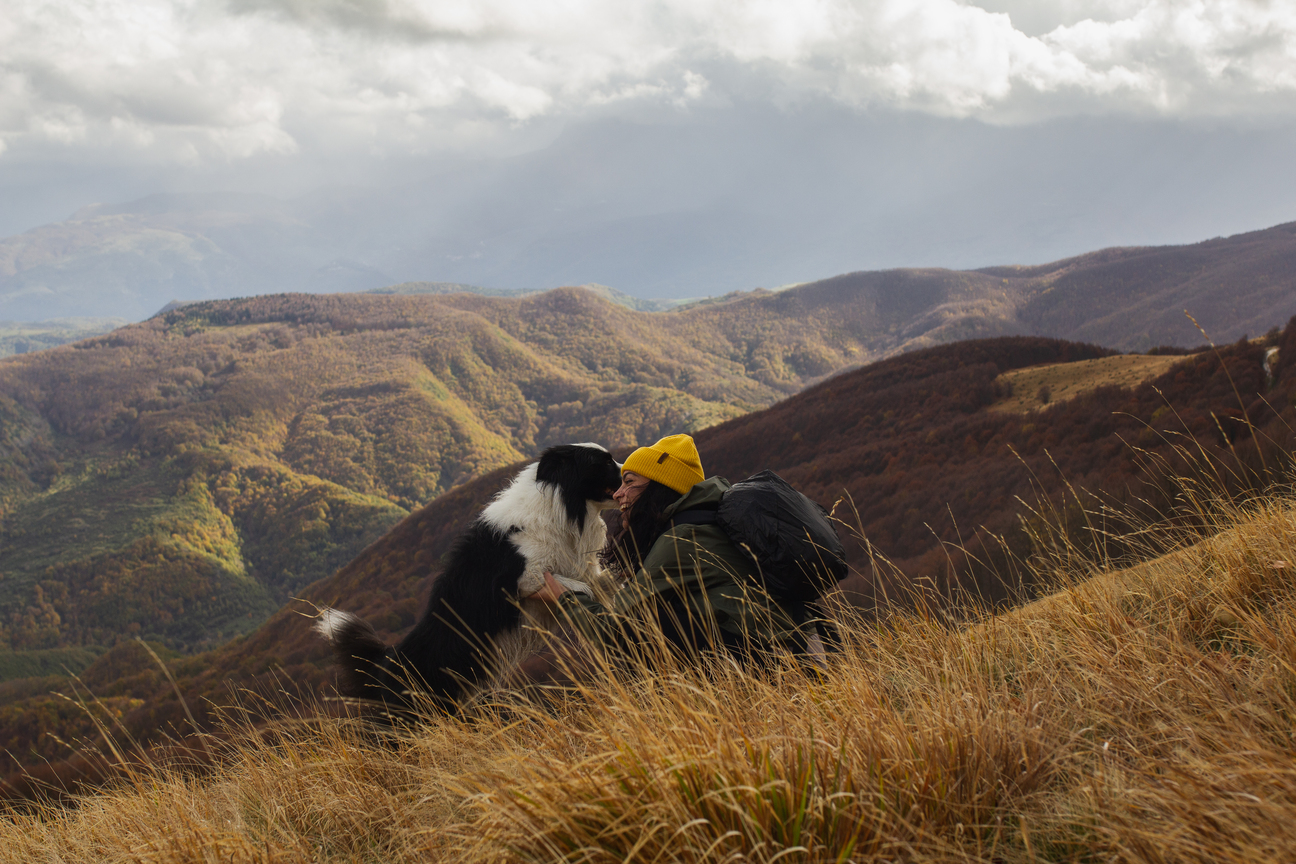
621,434,705,495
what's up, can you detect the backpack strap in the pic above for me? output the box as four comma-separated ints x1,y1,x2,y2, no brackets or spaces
669,507,719,527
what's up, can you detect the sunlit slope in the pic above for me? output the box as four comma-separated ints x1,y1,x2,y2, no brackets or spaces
987,353,1187,413
8,487,1296,861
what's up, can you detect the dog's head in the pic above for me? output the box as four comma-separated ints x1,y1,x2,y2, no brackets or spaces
535,443,623,532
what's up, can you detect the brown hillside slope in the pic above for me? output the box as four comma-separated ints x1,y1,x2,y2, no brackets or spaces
10,499,1296,862
785,219,1296,353
9,325,1293,798
985,220,1296,348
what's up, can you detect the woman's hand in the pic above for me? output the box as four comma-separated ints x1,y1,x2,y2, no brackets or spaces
528,570,568,604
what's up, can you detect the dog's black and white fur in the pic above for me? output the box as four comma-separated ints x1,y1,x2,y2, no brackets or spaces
314,443,622,711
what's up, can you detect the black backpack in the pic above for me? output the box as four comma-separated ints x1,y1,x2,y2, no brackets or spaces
671,470,848,603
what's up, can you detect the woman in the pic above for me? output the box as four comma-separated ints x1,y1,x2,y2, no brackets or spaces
529,433,819,665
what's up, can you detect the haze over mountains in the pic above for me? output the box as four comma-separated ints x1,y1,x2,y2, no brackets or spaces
4,114,1296,322
0,318,125,358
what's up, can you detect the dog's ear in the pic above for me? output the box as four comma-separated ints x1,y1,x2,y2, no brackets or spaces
537,445,591,532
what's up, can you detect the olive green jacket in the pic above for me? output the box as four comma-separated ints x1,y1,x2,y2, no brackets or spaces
557,477,814,659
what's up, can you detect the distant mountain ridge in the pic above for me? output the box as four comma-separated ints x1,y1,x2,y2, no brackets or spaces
0,318,125,357
2,196,1292,351
977,224,1296,347
369,281,691,312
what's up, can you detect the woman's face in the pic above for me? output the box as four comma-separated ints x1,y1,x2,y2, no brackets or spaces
613,470,651,513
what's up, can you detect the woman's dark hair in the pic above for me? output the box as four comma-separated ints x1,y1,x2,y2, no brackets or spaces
600,480,683,577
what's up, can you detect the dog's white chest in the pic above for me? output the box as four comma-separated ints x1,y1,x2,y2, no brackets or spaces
511,524,603,595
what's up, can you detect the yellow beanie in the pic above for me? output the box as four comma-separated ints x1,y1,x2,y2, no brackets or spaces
621,434,705,495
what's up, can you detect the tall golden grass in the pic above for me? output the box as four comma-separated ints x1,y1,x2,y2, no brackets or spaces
6,482,1296,862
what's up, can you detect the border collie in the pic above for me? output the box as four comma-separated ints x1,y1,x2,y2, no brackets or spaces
314,443,622,712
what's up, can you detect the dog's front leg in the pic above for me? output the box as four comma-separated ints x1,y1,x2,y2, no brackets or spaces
517,568,592,598
516,568,546,598
518,569,593,598
552,573,593,597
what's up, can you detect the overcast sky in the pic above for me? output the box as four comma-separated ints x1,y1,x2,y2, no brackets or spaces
3,0,1296,289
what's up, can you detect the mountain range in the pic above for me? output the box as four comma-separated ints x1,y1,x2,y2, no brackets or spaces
3,192,1293,349
0,277,1009,661
1,211,1295,797
4,217,1296,663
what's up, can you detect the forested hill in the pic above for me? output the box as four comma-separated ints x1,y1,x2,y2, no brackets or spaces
8,325,1291,800
2,281,1017,659
16,254,1271,662
785,219,1296,353
980,220,1296,348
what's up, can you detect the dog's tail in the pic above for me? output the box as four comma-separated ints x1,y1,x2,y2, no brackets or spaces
314,608,390,701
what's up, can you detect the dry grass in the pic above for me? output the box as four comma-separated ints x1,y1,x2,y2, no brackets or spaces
6,494,1296,862
989,354,1188,413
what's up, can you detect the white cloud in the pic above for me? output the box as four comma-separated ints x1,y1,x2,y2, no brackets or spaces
2,0,1295,167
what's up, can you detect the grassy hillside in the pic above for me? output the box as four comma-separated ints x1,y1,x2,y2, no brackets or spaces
6,476,1296,861
987,353,1187,414
6,322,1293,797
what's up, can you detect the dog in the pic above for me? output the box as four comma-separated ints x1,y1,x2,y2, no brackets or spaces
314,443,622,712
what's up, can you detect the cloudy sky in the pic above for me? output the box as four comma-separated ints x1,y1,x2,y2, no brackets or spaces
3,0,1296,298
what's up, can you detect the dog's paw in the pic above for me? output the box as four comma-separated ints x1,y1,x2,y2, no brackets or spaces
516,571,545,597
553,575,593,597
